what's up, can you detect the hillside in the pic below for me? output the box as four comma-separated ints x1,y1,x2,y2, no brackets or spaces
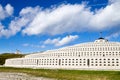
0,53,25,65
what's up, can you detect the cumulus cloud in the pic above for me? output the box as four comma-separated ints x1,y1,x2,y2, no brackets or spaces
0,17,29,37
109,0,120,3
56,35,79,46
22,4,92,35
0,23,4,30
22,43,45,48
0,6,40,37
89,0,120,30
0,0,120,39
106,32,120,39
44,38,60,45
22,43,29,47
105,28,120,39
21,0,120,39
44,35,78,46
5,4,14,16
0,4,13,20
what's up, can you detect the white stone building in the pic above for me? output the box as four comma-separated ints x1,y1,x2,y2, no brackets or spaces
5,37,120,70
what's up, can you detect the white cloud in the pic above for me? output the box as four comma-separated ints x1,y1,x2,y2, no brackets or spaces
22,4,92,35
22,43,45,48
0,23,4,30
105,30,120,39
22,43,29,47
5,4,14,16
0,6,40,37
56,35,79,46
0,5,5,20
0,17,29,37
109,0,120,3
0,0,120,39
0,4,13,20
44,38,60,45
20,6,40,16
44,35,78,46
89,0,120,31
40,45,46,48
21,0,120,38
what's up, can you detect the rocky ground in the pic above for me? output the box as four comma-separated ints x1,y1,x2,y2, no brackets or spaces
0,72,55,80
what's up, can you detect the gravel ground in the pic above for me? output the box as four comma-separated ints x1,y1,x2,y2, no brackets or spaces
0,72,55,80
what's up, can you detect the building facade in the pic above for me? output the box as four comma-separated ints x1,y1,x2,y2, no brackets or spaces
5,38,120,70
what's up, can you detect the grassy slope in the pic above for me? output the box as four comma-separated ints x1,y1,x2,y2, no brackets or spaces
0,67,120,80
0,53,25,65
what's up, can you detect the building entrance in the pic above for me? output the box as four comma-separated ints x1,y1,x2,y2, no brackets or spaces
87,59,90,66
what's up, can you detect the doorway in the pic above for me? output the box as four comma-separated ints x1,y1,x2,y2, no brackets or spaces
87,59,90,66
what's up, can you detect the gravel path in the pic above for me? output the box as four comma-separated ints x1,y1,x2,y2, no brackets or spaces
0,72,55,80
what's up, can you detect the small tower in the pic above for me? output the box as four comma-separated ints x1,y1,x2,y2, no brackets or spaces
99,32,103,38
15,49,21,54
95,32,108,42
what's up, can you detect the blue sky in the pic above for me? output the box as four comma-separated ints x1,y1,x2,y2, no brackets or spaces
0,0,120,54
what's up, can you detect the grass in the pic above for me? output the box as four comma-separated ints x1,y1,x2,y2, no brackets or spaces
0,53,25,65
0,67,120,80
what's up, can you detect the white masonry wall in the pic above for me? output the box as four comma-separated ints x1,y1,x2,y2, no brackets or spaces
4,38,120,70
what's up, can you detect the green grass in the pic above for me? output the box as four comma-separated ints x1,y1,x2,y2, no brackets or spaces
0,53,25,65
0,67,120,80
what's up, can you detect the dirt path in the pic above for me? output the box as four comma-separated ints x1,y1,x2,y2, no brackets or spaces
0,72,55,80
